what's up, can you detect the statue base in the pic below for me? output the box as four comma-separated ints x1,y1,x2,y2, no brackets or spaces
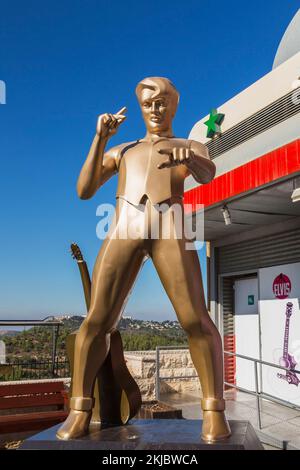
19,419,263,450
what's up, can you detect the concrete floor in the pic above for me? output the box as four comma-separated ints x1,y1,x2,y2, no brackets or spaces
161,389,300,450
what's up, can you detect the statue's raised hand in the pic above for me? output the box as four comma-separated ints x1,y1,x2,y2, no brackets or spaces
96,107,127,138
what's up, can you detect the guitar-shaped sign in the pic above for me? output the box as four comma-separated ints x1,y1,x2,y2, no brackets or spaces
67,243,142,426
277,302,300,387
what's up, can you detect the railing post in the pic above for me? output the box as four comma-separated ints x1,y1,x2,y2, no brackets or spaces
254,360,262,429
156,347,160,401
52,325,56,377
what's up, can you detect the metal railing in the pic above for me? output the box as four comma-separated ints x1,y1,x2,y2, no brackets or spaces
0,359,70,381
0,318,63,377
224,351,300,429
155,346,300,430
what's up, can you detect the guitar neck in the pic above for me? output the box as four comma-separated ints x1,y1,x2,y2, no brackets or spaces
283,303,293,357
283,317,290,357
77,260,91,311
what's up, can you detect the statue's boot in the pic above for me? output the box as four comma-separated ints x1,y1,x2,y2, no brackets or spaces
56,397,94,440
201,398,231,442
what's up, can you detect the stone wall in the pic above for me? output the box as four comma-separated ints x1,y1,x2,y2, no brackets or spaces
125,350,201,401
0,350,202,404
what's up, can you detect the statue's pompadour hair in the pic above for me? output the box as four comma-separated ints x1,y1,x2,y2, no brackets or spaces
135,77,180,105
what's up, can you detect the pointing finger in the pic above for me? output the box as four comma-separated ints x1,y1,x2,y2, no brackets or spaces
158,148,173,156
116,115,126,122
158,160,173,170
115,106,127,115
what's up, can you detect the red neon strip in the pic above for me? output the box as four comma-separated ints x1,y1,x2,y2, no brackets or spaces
224,334,236,388
184,139,300,213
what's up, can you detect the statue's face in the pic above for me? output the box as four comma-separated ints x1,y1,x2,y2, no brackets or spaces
139,88,176,134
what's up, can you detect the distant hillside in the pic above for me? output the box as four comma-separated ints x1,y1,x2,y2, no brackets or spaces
0,330,19,337
1,316,188,361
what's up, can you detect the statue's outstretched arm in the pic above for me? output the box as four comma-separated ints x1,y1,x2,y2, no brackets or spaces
77,108,126,199
187,140,216,184
157,140,215,184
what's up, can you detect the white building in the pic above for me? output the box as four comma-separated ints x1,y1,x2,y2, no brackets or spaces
185,10,300,407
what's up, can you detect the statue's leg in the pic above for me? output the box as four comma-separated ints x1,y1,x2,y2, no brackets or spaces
57,234,145,440
151,235,231,442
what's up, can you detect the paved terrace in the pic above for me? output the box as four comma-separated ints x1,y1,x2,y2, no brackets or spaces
162,390,300,450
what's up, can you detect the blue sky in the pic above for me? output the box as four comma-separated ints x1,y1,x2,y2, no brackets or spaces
0,0,299,320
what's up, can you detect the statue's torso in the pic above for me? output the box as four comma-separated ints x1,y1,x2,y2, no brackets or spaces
116,137,190,205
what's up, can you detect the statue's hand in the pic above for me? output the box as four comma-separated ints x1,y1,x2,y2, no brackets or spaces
157,147,195,169
96,107,127,138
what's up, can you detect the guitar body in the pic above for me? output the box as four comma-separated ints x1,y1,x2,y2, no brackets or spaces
67,328,141,425
277,302,300,387
109,328,142,423
279,356,291,369
279,353,297,370
287,353,298,371
67,243,142,426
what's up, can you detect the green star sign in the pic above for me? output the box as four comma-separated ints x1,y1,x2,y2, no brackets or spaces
204,108,225,138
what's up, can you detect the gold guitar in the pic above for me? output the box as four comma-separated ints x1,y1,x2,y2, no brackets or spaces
67,243,142,426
